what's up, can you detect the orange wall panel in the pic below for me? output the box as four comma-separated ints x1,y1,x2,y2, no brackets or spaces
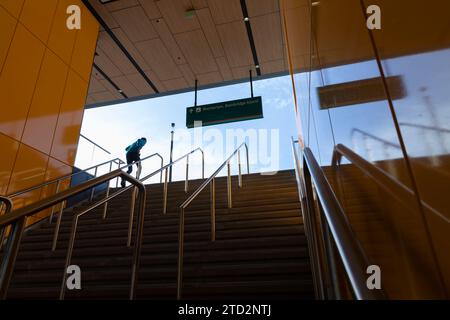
51,70,88,166
0,24,45,140
0,133,19,195
0,0,25,18
22,49,69,154
0,6,16,71
0,1,99,227
19,0,58,44
48,0,78,65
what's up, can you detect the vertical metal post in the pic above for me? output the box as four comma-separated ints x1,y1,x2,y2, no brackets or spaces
169,130,174,182
238,150,242,188
249,70,254,98
194,79,198,106
201,151,205,179
49,180,61,223
185,155,189,193
177,207,185,300
245,144,250,174
52,200,66,251
130,186,146,300
163,167,169,214
59,216,78,300
103,161,113,219
116,161,121,188
303,158,326,299
128,187,137,247
227,160,232,209
160,157,164,183
210,178,216,241
0,217,26,299
90,167,98,202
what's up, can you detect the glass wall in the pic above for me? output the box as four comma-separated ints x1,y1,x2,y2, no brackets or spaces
281,0,449,298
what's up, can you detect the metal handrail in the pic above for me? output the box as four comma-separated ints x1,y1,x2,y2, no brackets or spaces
399,122,450,134
176,143,249,299
80,133,112,155
291,140,385,299
6,157,124,200
0,197,13,250
0,170,146,300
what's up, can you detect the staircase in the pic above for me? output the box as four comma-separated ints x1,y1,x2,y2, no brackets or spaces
6,170,314,300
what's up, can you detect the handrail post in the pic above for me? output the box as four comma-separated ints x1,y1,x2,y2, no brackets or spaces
211,178,216,241
49,180,61,223
245,143,250,174
227,160,232,208
103,161,113,219
238,150,242,188
0,197,13,251
177,207,185,300
185,155,189,193
116,160,121,188
128,187,137,247
59,215,78,300
52,199,66,251
0,217,26,299
90,166,98,202
201,150,205,179
160,156,164,183
163,167,168,214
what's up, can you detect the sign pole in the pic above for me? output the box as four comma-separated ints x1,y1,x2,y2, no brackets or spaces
249,70,253,98
194,79,198,106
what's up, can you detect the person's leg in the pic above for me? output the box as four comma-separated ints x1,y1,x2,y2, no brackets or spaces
121,153,134,187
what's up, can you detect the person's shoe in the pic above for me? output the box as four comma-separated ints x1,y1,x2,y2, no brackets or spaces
121,181,126,188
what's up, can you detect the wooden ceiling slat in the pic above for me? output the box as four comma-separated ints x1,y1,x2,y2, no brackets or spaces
179,64,196,86
125,73,156,95
231,65,257,80
196,8,225,58
138,0,162,19
162,77,188,91
91,91,119,103
135,38,182,81
246,0,279,17
207,0,242,24
111,28,152,71
251,13,284,63
217,21,254,68
90,0,120,29
105,0,139,12
112,6,158,42
99,79,123,99
191,0,208,9
94,48,123,78
156,0,201,34
175,29,218,74
196,71,223,86
111,75,141,97
261,59,285,74
88,76,106,94
215,57,233,81
152,18,187,65
97,31,136,75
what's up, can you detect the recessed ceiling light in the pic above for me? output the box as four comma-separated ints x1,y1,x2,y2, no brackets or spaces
312,1,320,6
244,17,249,22
255,65,260,69
118,89,123,93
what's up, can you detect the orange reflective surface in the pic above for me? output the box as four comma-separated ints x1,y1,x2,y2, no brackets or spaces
282,0,450,298
0,1,98,225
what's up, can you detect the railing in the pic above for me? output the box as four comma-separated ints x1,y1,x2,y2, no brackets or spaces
291,139,385,300
51,153,164,252
0,197,13,250
0,170,147,300
176,143,249,299
0,145,204,300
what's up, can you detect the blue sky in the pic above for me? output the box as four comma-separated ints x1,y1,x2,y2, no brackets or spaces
76,75,298,183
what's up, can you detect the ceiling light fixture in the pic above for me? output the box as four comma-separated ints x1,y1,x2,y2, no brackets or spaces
244,17,249,22
312,1,320,6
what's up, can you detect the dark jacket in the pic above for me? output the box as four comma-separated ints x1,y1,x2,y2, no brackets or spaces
125,138,146,154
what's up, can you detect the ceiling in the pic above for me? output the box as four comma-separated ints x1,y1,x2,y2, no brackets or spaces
85,0,288,108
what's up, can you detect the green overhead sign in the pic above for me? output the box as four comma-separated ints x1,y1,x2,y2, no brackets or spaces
186,96,263,128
